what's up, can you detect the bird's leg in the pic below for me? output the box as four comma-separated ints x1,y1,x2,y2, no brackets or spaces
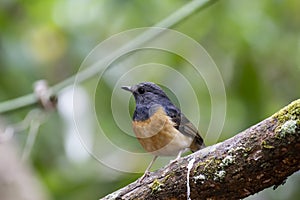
169,149,184,164
139,155,158,182
160,150,184,177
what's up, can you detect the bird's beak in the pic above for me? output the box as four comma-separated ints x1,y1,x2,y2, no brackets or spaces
121,86,133,93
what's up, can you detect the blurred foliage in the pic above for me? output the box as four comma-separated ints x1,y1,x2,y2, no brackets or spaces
0,0,299,199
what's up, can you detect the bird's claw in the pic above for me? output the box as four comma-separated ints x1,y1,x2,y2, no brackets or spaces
138,171,151,183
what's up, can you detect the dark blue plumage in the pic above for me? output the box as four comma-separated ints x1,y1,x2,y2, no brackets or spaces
128,82,180,122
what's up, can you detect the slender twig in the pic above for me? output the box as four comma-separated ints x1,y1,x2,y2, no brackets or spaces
0,0,219,114
0,94,36,114
21,119,41,161
0,109,43,143
21,110,48,161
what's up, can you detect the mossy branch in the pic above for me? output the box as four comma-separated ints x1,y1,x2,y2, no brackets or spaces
101,99,300,200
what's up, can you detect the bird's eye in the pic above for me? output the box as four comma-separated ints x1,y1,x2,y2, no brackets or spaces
137,87,145,94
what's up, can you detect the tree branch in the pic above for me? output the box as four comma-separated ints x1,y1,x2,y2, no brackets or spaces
101,99,300,200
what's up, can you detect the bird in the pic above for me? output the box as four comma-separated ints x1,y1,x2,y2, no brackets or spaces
121,82,205,181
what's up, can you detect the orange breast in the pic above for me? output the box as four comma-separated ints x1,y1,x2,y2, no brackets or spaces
132,107,193,156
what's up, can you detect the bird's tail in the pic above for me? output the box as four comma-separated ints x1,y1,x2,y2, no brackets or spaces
190,136,205,153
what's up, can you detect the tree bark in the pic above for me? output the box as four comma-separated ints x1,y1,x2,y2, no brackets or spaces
101,99,300,200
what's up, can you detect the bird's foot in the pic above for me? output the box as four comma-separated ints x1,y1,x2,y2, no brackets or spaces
138,171,151,183
169,150,184,165
169,157,180,165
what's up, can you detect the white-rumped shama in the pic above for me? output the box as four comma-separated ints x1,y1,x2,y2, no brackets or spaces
122,82,205,180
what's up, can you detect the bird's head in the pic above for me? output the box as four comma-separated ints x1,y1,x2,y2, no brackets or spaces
121,82,170,105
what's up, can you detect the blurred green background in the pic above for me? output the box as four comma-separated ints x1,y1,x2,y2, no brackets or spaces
0,0,299,199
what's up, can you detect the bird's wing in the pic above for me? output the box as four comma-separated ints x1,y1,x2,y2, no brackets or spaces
165,105,205,150
165,106,198,138
177,114,199,138
178,113,205,151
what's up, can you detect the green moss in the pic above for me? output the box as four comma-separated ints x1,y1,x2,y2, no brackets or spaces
272,99,300,139
162,174,171,183
228,145,252,158
231,146,246,153
194,161,206,173
150,179,164,193
261,140,275,149
193,155,233,182
273,99,300,125
245,147,252,152
273,99,300,121
276,119,298,138
193,158,219,180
